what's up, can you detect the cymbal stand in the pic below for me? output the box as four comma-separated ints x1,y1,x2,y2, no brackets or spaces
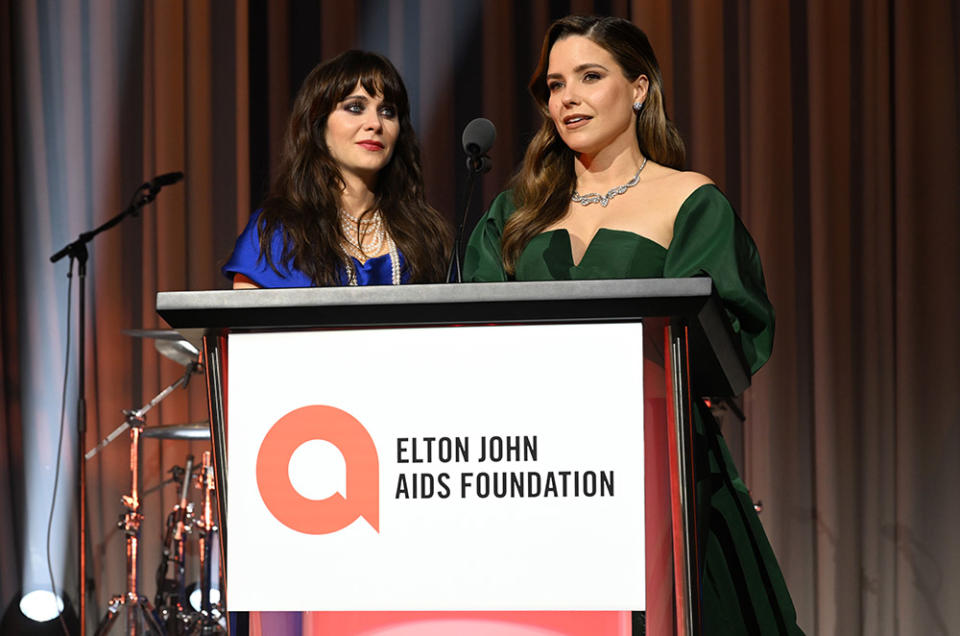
155,456,195,632
94,419,164,636
191,451,224,634
86,361,202,462
89,363,201,635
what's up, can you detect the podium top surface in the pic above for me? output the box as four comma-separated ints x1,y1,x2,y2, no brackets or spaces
158,278,713,329
157,278,749,395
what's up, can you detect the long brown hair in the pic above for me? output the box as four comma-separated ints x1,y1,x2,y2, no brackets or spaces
257,50,450,285
501,16,686,274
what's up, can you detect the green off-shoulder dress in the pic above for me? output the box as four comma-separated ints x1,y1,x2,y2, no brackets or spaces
464,185,803,635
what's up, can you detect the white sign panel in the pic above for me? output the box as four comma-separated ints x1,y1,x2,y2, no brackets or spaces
227,323,645,611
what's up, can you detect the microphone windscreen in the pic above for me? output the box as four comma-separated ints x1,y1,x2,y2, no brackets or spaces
462,118,496,156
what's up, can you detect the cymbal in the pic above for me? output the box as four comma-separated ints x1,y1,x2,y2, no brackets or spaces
142,422,210,440
124,329,199,366
122,329,189,341
154,339,200,366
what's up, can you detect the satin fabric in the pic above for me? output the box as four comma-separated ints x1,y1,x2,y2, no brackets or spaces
223,209,409,287
463,184,803,635
464,184,773,374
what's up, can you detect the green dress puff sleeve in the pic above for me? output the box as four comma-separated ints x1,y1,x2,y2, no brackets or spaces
663,185,775,374
463,190,514,282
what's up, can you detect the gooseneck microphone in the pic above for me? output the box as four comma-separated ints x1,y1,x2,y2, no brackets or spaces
448,118,496,283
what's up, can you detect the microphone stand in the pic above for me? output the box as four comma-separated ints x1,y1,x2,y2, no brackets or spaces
50,176,180,635
446,154,491,283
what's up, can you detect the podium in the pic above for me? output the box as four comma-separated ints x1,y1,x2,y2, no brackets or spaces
157,278,749,636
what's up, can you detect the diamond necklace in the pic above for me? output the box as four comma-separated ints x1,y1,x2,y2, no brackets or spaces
571,156,648,207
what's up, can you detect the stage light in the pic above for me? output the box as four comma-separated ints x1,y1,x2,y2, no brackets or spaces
18,589,64,622
19,355,77,633
0,591,78,636
18,178,79,635
187,583,221,612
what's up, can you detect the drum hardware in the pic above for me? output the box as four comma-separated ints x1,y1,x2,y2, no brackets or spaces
154,451,224,635
88,353,203,635
122,329,201,368
141,463,196,498
141,422,211,441
86,362,203,462
93,416,165,636
189,452,224,633
154,456,194,632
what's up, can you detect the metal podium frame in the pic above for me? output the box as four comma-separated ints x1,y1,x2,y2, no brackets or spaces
157,278,750,636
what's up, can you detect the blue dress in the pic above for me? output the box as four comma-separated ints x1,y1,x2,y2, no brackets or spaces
224,210,410,635
223,210,410,286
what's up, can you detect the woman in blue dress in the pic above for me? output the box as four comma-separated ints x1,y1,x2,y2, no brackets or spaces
225,50,450,288
223,49,449,636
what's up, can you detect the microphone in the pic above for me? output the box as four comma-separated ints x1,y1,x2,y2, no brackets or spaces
462,118,496,157
448,118,496,282
50,170,185,263
146,171,185,191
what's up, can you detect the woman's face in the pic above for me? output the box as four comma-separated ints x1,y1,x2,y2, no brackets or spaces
324,82,400,181
546,35,646,158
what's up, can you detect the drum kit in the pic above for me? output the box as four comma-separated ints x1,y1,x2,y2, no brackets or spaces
86,330,225,635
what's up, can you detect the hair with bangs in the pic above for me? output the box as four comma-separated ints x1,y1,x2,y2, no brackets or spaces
500,16,685,274
257,49,450,285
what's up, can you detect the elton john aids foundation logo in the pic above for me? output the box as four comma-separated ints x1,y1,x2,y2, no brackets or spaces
256,405,379,534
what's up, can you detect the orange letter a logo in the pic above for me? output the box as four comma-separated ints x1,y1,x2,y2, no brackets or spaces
256,405,379,534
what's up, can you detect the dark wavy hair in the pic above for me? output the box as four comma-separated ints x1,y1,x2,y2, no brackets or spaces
257,50,450,285
501,16,686,274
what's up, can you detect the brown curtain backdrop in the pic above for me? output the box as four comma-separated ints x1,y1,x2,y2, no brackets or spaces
2,1,958,634
0,0,19,617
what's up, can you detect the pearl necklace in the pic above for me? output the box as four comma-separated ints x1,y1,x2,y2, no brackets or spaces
571,157,648,207
341,236,400,286
340,209,385,258
339,209,401,286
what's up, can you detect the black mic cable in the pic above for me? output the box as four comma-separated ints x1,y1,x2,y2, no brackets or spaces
47,257,74,636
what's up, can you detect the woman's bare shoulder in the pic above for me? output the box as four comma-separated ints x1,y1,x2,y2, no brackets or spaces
672,170,715,190
641,166,716,218
647,166,714,194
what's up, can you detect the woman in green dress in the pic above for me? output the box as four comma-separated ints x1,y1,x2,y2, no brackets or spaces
464,15,803,635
